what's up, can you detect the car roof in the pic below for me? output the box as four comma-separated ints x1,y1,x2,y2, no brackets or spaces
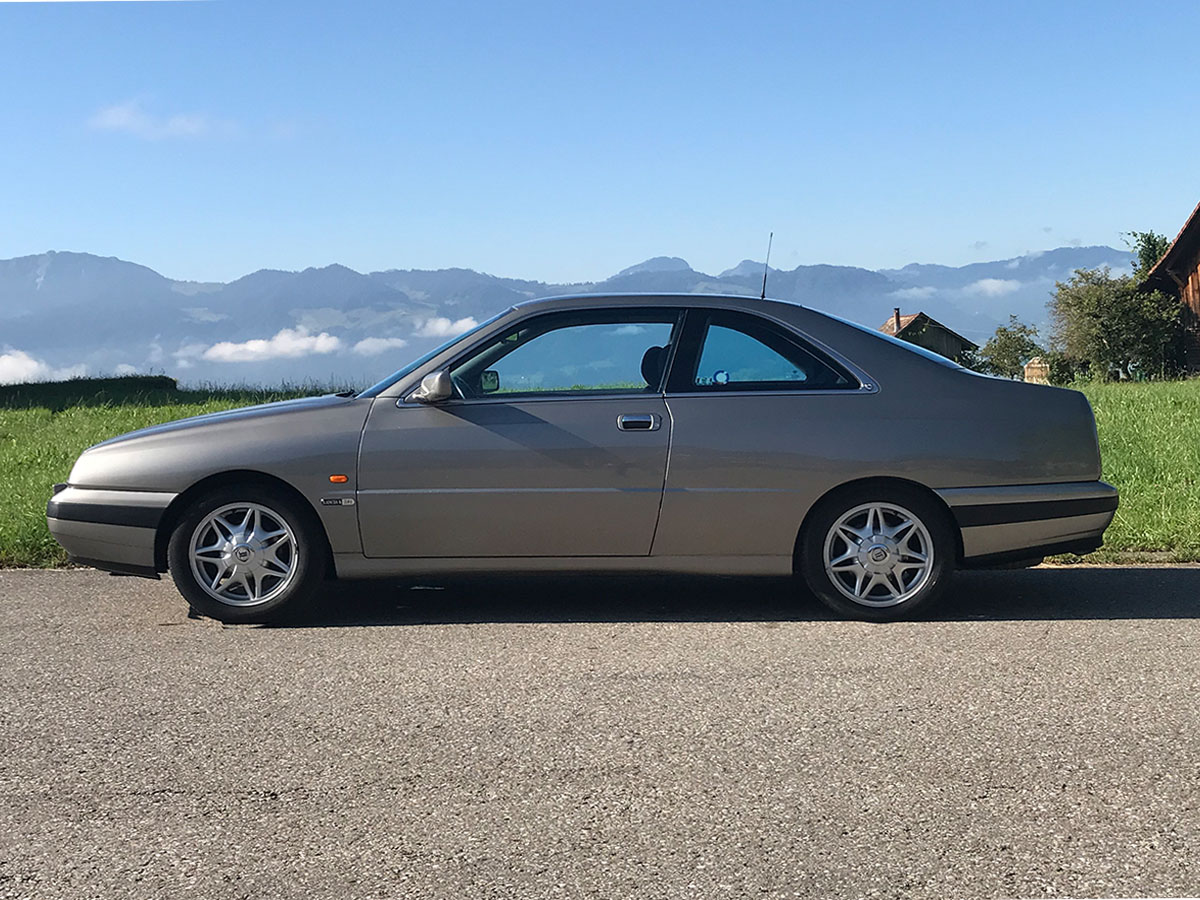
510,292,805,313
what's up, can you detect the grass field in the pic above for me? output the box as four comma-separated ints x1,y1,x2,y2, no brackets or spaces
1079,380,1200,562
2,375,1199,568
0,378,319,568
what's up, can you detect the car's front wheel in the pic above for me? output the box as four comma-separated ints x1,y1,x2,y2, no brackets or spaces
167,486,326,623
800,485,954,621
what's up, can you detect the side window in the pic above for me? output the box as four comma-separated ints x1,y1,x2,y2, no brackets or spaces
448,311,680,398
696,325,808,385
677,312,856,392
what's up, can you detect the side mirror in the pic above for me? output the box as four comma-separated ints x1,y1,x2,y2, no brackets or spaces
480,369,500,393
410,369,453,403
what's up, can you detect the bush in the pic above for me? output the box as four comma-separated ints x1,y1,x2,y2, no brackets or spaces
1049,267,1182,380
977,315,1043,379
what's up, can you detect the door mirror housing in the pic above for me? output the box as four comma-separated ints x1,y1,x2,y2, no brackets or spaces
480,369,500,393
410,369,453,403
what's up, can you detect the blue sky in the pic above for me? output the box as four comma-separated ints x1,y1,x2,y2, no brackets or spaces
1,0,1198,283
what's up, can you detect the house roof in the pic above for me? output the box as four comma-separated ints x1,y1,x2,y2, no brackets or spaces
879,312,922,336
878,310,978,349
1146,198,1200,291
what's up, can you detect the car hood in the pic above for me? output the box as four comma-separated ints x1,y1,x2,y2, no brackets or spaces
94,394,354,448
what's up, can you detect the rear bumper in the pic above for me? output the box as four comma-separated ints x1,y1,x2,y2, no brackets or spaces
937,481,1118,567
46,486,176,578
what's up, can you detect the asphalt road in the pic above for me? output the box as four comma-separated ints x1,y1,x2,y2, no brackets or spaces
1,567,1198,900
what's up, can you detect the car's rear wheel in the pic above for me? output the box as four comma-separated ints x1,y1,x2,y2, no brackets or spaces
800,485,954,621
167,486,326,623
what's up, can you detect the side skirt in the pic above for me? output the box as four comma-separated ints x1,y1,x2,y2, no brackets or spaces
332,554,792,579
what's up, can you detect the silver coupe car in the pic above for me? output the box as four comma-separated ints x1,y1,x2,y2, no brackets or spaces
47,293,1117,622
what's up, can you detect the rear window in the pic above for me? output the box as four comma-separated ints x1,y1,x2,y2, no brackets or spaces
828,313,967,370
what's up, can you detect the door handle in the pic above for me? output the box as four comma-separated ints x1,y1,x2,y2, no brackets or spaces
616,414,660,432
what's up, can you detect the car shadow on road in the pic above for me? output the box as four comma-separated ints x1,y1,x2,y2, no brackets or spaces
274,566,1200,627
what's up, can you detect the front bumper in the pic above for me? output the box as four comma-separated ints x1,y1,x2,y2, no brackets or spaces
46,486,177,578
937,480,1119,567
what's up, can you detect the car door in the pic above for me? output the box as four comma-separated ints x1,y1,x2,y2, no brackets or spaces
654,308,873,560
356,307,682,558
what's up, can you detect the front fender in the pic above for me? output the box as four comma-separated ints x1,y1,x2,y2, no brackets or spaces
66,396,372,555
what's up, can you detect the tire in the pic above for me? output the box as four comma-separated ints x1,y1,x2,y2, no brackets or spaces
166,485,327,624
799,484,955,622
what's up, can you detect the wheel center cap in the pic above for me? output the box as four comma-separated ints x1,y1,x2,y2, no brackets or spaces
233,545,253,563
869,546,889,563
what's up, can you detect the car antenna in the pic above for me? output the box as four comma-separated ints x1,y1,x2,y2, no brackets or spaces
760,231,773,300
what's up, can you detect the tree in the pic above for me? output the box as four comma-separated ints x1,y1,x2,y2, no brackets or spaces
1127,229,1172,282
1049,266,1180,379
977,315,1044,379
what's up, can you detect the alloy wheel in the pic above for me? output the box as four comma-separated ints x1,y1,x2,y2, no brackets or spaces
188,502,299,607
822,502,933,607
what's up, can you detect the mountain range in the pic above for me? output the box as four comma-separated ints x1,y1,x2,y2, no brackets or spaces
0,246,1133,385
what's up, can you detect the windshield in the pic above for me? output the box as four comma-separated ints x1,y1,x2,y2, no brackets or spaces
826,312,967,370
357,310,510,397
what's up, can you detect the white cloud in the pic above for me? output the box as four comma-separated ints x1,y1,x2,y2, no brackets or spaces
0,350,52,384
964,278,1021,298
415,316,478,338
202,327,342,363
88,99,229,140
612,324,647,335
891,286,936,300
115,363,139,375
352,337,409,357
182,307,228,323
170,342,208,370
0,350,87,385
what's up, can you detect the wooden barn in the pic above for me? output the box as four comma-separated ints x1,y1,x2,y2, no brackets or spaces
879,308,978,364
1144,199,1200,372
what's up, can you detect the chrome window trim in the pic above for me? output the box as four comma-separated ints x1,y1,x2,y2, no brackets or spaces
663,386,878,399
398,390,669,408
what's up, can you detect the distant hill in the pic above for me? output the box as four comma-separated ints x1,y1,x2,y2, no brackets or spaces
0,245,1133,385
615,257,693,277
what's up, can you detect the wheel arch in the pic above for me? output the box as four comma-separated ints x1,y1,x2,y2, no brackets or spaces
154,469,335,575
792,476,963,572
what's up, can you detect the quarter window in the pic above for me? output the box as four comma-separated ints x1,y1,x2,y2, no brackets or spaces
696,325,809,385
675,311,856,392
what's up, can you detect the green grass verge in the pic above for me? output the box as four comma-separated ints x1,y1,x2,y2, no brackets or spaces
1065,380,1200,563
2,376,1199,568
0,378,322,568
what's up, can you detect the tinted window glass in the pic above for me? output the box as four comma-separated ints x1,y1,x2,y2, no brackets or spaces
449,311,679,397
679,312,856,391
695,325,811,386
